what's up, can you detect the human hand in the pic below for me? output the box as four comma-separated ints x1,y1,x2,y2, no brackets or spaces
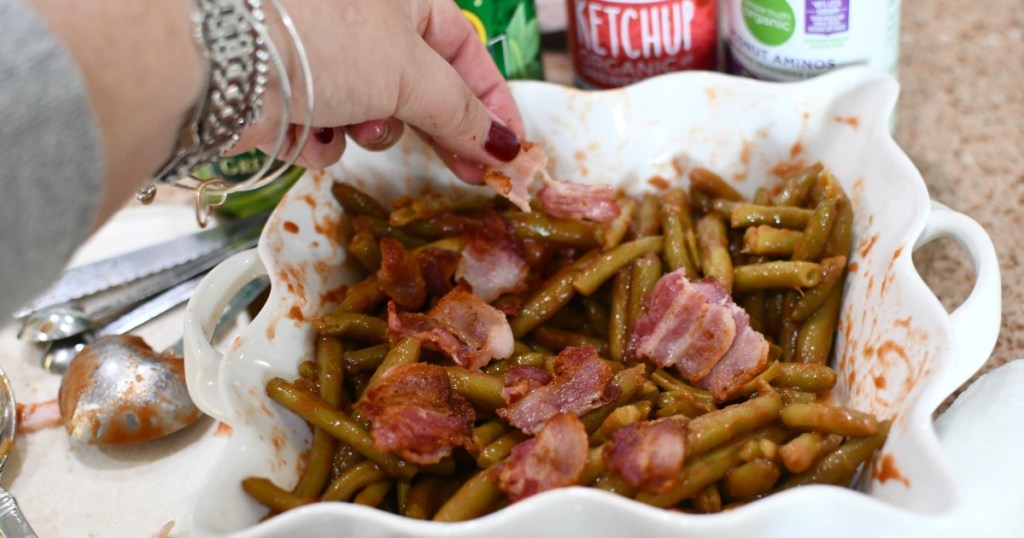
237,0,526,184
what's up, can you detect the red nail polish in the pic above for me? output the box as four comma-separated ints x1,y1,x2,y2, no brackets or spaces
484,122,521,162
313,127,334,145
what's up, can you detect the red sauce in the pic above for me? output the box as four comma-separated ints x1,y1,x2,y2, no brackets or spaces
647,176,670,190
858,234,879,258
894,317,912,328
834,116,860,129
739,140,752,165
574,150,590,177
287,305,304,321
283,221,299,234
790,139,803,158
770,160,807,178
876,454,910,487
848,261,859,273
873,375,887,389
214,422,234,437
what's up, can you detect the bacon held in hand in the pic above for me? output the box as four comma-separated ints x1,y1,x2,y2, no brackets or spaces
496,413,588,502
629,269,769,402
388,286,514,370
377,237,427,310
354,362,475,465
455,211,529,303
497,345,619,434
537,178,621,223
483,141,548,212
604,417,688,493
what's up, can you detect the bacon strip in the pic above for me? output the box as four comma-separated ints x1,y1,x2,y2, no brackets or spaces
497,345,618,434
417,247,461,298
496,413,588,502
483,141,547,212
696,318,770,403
387,287,514,370
354,362,474,464
455,211,529,303
604,417,688,493
501,366,553,406
537,179,620,223
377,237,427,310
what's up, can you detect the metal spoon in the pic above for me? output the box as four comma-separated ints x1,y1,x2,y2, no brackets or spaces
38,276,204,375
0,366,39,537
58,278,268,445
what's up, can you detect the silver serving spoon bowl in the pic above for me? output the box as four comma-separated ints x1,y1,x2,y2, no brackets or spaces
18,305,90,343
0,366,40,537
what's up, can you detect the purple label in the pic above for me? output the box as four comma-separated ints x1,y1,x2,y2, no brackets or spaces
805,0,849,36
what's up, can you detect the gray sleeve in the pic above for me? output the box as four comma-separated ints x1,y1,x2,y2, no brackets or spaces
0,0,105,319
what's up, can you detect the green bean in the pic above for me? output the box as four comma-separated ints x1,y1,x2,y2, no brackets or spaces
472,421,510,454
317,335,345,408
690,167,744,201
510,251,599,338
579,445,609,486
649,369,686,391
773,363,837,393
608,268,631,362
781,403,879,437
297,360,318,380
410,237,466,255
266,378,416,478
730,203,814,229
331,443,366,480
697,214,733,291
332,182,390,219
627,253,663,340
547,306,587,331
794,282,842,364
342,344,389,375
335,276,387,314
313,312,388,341
657,385,716,415
693,484,723,513
506,212,601,248
477,431,528,468
777,388,816,405
396,479,411,514
348,230,382,272
350,215,426,249
636,194,662,237
353,479,393,507
789,256,847,321
779,292,800,361
590,402,651,445
637,425,787,507
595,473,637,497
792,197,837,262
661,189,699,276
389,193,491,227
742,226,803,257
243,477,313,512
322,461,389,502
733,261,822,293
773,162,822,207
688,185,714,215
364,337,421,394
823,196,854,258
573,236,664,296
763,291,784,339
736,360,781,397
579,365,647,433
602,198,637,250
531,326,609,358
808,169,845,207
740,291,766,334
710,198,737,220
724,458,780,500
781,421,890,489
293,428,336,498
445,366,505,411
403,475,451,519
433,470,503,522
779,432,843,473
401,216,468,239
583,297,611,338
687,390,783,457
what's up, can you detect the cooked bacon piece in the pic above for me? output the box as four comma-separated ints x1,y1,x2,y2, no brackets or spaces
430,287,514,369
497,345,618,434
387,287,514,370
16,400,62,433
604,417,688,493
377,237,427,310
483,141,547,212
496,413,588,501
695,314,770,403
537,179,620,223
501,366,553,405
417,247,460,297
354,362,474,464
455,211,529,303
629,271,736,382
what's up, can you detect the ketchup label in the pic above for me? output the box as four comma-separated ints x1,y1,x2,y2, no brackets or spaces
568,0,717,88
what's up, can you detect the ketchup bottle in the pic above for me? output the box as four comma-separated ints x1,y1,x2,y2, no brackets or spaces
566,0,718,89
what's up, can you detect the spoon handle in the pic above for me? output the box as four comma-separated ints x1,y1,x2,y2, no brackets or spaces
0,487,37,538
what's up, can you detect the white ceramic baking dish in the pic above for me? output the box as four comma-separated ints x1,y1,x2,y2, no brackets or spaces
183,67,1001,537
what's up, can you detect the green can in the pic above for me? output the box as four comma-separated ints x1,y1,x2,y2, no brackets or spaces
456,0,543,80
200,150,305,218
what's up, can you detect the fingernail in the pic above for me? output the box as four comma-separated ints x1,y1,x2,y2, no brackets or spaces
313,127,334,145
484,121,521,162
367,123,389,145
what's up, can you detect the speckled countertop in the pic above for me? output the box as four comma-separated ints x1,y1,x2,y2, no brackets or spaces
541,0,1024,394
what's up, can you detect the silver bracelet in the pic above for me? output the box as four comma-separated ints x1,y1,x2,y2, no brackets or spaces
139,0,313,227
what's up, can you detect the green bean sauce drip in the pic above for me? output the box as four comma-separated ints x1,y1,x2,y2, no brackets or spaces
244,163,887,522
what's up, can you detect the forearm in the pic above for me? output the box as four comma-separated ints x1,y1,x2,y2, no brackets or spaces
27,0,203,225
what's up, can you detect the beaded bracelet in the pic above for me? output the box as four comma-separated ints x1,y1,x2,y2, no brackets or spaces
138,0,313,227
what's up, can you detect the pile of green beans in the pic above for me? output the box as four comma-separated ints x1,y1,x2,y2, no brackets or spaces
243,164,887,521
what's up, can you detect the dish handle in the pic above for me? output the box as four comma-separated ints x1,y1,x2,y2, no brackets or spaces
914,202,1001,409
183,248,267,423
